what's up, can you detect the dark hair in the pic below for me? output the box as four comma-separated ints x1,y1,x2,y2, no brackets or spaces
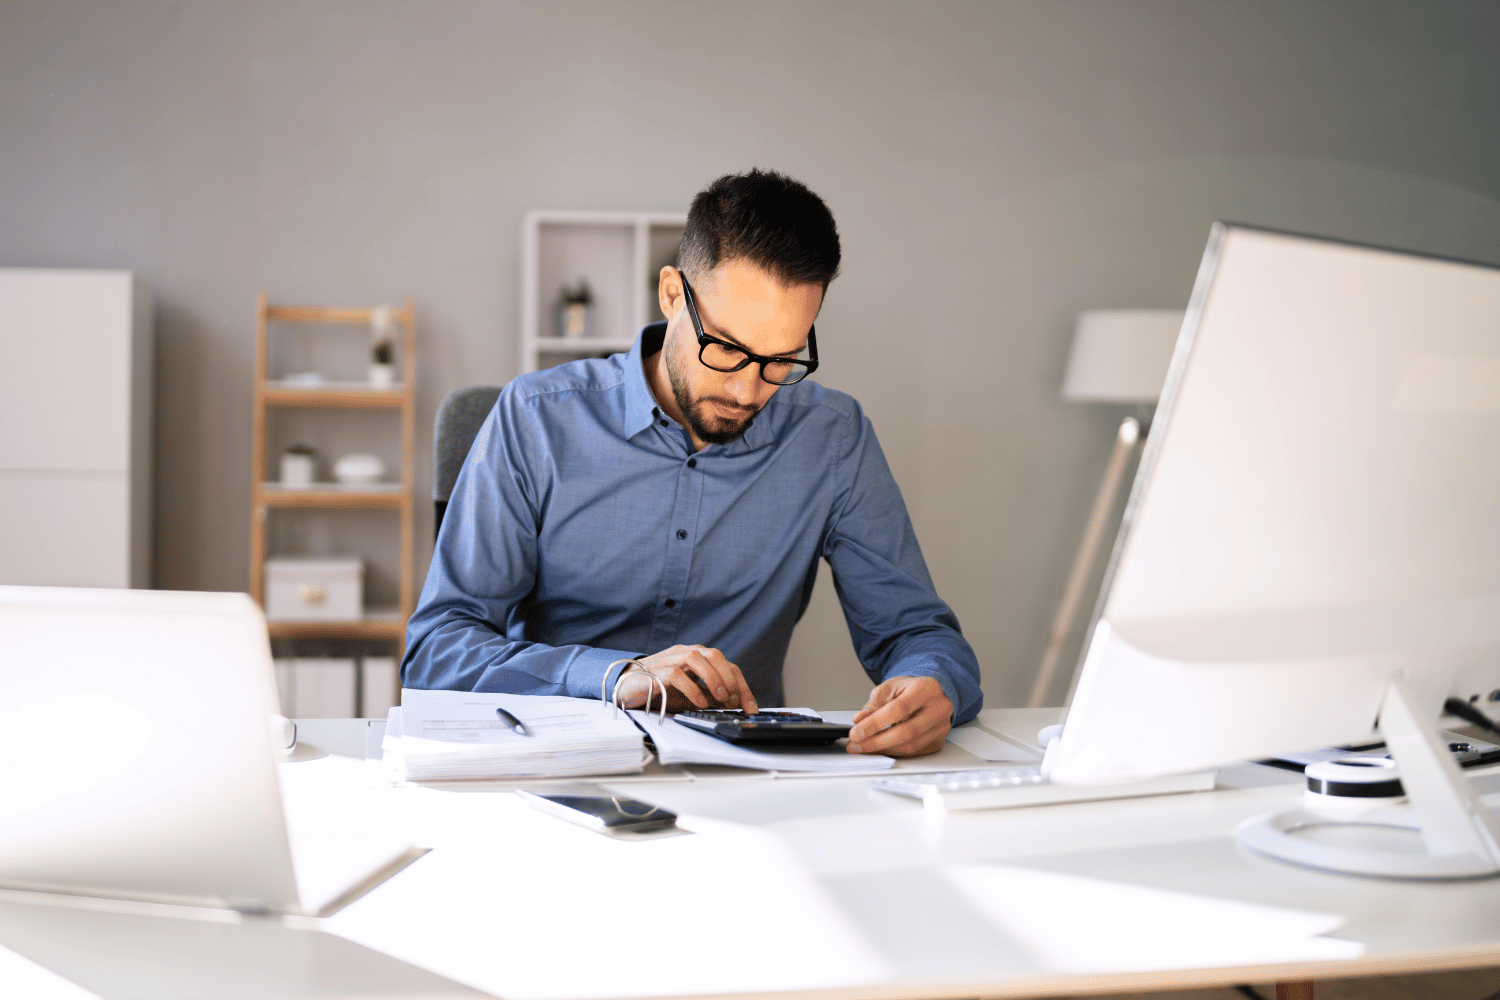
678,169,841,289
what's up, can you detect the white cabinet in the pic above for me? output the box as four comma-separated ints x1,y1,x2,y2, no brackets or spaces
0,269,153,588
520,210,686,373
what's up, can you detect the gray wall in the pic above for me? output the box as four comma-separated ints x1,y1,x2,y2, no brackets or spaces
3,1,1498,709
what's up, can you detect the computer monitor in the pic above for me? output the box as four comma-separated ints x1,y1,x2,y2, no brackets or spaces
1045,224,1500,879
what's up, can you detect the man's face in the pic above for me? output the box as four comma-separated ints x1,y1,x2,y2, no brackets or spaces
657,258,823,447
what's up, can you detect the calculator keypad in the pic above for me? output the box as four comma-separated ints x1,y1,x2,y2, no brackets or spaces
674,710,851,747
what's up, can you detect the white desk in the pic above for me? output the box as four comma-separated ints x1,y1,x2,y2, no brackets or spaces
5,709,1500,1000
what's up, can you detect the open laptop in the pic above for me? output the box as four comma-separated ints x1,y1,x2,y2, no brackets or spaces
0,585,417,916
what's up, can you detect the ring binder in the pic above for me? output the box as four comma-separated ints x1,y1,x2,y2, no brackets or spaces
604,658,667,722
601,657,637,707
388,690,653,780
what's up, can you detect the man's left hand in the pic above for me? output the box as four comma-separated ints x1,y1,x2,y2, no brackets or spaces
847,676,952,757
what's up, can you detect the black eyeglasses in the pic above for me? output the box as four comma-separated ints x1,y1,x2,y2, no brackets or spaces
679,271,819,386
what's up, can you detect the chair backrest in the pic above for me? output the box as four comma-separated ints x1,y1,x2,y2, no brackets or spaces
433,385,502,539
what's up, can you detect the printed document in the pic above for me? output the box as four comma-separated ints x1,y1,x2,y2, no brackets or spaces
385,690,649,781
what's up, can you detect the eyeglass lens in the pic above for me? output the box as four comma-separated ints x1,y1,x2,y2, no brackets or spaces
698,340,811,384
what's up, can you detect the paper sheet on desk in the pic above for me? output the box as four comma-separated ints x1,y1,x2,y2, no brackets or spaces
279,753,419,914
818,713,1042,765
0,943,100,1000
946,726,1042,762
942,864,1362,971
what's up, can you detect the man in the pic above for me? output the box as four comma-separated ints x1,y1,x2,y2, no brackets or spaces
403,169,980,756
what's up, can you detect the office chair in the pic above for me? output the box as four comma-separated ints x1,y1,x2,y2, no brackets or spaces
432,385,502,539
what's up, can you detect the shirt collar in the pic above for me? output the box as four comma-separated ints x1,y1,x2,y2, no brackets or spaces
620,320,770,454
623,322,668,440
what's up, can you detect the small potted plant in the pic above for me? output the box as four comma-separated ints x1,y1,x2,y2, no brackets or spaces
369,304,398,388
555,279,593,338
370,339,395,389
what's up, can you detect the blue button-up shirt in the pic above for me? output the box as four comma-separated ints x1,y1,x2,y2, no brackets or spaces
402,323,982,721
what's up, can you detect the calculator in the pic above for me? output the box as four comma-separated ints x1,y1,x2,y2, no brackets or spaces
673,709,851,747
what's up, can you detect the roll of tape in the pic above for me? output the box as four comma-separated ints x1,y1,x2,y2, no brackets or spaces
1305,756,1404,799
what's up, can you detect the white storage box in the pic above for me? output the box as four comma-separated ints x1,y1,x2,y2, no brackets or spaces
264,557,363,621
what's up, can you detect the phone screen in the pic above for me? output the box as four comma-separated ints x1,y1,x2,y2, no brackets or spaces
517,787,678,833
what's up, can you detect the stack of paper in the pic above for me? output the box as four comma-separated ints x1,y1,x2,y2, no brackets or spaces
631,712,897,773
385,690,650,781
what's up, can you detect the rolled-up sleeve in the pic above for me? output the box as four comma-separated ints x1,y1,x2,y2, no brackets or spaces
401,390,640,699
822,406,983,724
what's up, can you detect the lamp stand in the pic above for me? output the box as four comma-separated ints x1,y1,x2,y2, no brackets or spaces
1027,416,1142,708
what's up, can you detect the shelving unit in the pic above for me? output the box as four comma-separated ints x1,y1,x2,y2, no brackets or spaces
249,295,417,657
520,210,687,374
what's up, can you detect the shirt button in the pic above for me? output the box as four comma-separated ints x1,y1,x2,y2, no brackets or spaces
676,529,687,540
664,599,676,608
686,458,697,468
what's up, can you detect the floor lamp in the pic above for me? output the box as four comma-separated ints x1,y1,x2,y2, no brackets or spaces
1027,309,1184,708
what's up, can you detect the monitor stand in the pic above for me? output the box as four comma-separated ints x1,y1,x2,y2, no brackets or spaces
1237,676,1500,880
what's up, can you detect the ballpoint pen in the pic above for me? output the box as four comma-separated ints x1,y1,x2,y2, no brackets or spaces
495,706,530,736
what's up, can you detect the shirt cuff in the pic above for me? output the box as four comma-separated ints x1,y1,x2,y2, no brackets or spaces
568,645,647,703
886,661,977,726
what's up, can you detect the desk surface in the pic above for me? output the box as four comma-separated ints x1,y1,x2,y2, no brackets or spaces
6,709,1500,1000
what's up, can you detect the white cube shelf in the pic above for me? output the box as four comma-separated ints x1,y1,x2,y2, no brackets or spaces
520,210,687,374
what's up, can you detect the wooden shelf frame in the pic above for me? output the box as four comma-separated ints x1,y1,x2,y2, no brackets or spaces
261,385,412,409
266,614,406,641
261,489,407,510
249,295,417,657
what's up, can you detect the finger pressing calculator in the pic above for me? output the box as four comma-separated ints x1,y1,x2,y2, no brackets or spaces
673,709,851,747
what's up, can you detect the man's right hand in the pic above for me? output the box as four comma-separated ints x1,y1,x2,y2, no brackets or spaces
614,645,759,714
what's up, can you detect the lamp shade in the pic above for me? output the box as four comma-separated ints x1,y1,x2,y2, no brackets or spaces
1062,309,1185,403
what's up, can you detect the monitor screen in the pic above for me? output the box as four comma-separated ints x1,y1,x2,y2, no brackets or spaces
1048,224,1500,785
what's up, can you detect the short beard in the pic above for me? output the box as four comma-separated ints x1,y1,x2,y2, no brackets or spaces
665,342,759,445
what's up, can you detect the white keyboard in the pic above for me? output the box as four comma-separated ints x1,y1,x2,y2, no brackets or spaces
869,765,1216,811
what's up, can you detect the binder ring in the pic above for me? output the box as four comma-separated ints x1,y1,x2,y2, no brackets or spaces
641,672,669,723
610,796,665,819
602,658,639,707
603,659,668,723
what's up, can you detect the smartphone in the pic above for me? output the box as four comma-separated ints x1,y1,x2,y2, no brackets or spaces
516,785,678,834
